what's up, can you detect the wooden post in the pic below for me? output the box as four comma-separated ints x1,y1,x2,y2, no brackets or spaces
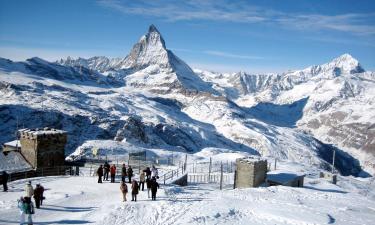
184,154,187,173
332,149,336,174
164,174,166,185
220,163,223,190
208,157,212,183
274,158,277,170
138,159,141,174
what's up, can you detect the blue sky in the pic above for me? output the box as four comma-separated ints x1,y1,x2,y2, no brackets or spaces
0,0,374,73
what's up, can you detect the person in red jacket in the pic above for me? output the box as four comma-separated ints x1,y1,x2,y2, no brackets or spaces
110,164,116,183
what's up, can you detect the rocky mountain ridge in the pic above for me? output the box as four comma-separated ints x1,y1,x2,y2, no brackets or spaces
1,25,374,176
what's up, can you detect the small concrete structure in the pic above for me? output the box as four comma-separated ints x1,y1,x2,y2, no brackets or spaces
235,157,268,188
319,172,337,184
19,127,67,169
2,140,21,152
172,173,188,186
266,170,305,187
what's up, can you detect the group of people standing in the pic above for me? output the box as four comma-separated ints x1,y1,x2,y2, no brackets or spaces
17,181,45,225
97,163,160,202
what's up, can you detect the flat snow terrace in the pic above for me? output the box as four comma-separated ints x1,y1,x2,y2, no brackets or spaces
0,175,375,225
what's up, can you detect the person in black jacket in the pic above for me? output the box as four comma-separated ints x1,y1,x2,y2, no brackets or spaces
97,165,103,183
103,162,110,181
143,167,152,179
127,166,133,183
2,171,9,192
150,177,159,201
121,164,127,182
33,184,44,208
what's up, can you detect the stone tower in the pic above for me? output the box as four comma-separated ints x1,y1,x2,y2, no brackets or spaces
235,157,268,188
19,128,67,168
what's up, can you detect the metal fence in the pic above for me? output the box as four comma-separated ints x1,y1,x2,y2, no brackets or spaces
0,166,74,184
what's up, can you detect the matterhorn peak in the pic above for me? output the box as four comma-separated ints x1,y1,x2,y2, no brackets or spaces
122,24,170,69
148,24,160,34
326,53,365,74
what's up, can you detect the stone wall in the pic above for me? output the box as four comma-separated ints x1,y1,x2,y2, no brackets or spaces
235,157,267,188
20,137,37,168
19,128,67,169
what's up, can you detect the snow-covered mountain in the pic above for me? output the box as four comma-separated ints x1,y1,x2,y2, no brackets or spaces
59,25,213,94
195,54,375,174
1,25,373,176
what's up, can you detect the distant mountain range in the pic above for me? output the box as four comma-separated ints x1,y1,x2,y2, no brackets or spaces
1,25,374,176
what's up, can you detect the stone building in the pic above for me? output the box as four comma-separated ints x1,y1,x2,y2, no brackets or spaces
267,171,305,187
19,128,67,168
235,157,268,188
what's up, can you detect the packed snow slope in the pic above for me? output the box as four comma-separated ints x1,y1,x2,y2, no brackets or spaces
0,162,374,225
0,25,373,176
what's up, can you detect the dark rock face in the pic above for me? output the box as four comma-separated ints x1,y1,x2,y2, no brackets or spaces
153,123,199,152
0,104,124,155
115,116,148,143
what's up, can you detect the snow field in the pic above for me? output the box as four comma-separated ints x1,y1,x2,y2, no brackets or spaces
1,171,375,225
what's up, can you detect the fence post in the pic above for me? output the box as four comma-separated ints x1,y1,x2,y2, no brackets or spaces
220,162,223,190
208,157,212,183
274,158,277,170
184,154,187,173
138,159,141,174
164,174,166,185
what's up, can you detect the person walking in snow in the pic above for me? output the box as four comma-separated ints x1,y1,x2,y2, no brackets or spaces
110,164,116,183
24,196,35,225
120,181,128,202
2,171,9,192
18,197,26,225
121,164,127,182
151,165,159,179
24,181,34,202
97,165,103,183
33,184,44,209
104,162,110,181
146,177,151,198
150,177,160,201
127,166,133,183
139,172,145,191
131,180,139,202
144,167,151,179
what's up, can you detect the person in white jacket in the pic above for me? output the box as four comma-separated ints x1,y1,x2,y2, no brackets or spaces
151,165,158,179
25,181,34,200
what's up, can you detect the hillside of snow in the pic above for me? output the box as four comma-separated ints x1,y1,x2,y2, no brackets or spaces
0,160,374,225
1,25,374,176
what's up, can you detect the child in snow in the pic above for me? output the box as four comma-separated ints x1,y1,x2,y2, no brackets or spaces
150,177,160,201
146,177,151,198
131,180,139,202
17,197,26,225
120,181,128,202
23,196,35,225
